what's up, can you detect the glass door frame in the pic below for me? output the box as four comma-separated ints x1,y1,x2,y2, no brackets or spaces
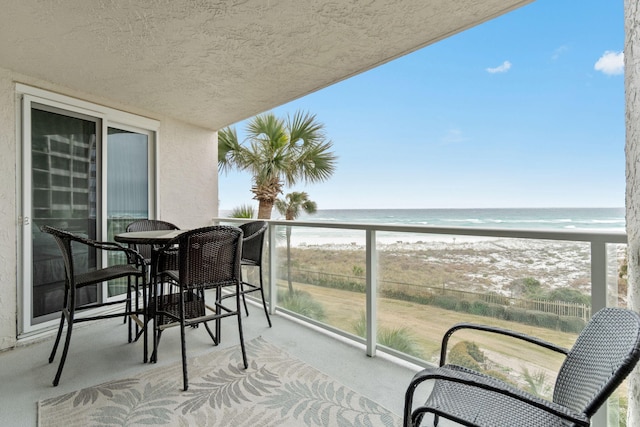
18,84,159,337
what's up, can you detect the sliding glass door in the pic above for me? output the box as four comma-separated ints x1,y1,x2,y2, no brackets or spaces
21,88,158,331
30,105,99,319
106,127,150,297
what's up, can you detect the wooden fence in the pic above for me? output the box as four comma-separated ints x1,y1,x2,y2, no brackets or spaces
282,267,592,321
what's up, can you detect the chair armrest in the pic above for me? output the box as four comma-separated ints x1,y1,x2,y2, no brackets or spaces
440,322,569,366
70,233,146,266
405,365,590,427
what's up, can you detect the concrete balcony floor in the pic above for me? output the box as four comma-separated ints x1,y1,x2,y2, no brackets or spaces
0,300,420,426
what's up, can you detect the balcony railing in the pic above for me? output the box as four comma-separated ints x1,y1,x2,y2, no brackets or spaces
217,217,628,426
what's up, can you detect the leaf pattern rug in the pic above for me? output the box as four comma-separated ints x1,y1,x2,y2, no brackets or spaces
38,337,401,426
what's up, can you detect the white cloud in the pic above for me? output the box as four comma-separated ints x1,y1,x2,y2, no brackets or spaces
594,51,624,75
441,129,467,144
486,61,512,74
552,45,569,60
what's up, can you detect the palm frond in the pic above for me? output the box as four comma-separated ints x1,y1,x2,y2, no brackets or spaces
296,140,338,183
228,205,256,218
247,113,288,150
218,126,241,174
275,191,317,220
287,111,325,146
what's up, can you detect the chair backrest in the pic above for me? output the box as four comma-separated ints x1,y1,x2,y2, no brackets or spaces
40,225,78,283
239,221,268,265
175,226,243,290
553,307,640,416
126,219,179,260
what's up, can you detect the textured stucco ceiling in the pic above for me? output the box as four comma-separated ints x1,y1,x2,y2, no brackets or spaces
0,0,533,130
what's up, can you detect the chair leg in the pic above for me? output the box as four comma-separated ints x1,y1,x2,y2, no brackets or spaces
49,285,70,363
141,275,148,363
49,311,66,364
151,282,164,364
236,285,248,369
127,276,133,342
215,287,222,343
124,295,130,325
203,321,218,345
179,290,189,391
257,275,272,327
52,308,73,387
241,284,249,316
180,322,189,391
151,329,163,363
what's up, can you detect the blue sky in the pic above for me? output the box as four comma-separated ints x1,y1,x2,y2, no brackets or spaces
218,0,625,211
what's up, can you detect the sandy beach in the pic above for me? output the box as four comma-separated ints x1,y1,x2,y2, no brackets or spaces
279,237,627,301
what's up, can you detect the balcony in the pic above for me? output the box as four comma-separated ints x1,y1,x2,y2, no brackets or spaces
0,219,629,426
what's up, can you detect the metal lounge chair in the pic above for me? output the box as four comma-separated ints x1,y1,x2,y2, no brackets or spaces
403,307,640,427
40,225,147,386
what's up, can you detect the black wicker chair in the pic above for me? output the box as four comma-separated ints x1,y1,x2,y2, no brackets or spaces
125,219,180,265
124,220,180,338
40,225,147,386
151,225,247,391
221,221,271,327
404,307,640,427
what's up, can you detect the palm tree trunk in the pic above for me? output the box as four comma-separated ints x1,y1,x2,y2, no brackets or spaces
257,200,274,219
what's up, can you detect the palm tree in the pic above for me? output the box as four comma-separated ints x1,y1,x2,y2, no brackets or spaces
218,111,336,219
275,192,317,293
228,204,255,219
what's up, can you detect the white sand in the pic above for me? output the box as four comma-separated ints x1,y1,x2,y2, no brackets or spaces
284,237,627,300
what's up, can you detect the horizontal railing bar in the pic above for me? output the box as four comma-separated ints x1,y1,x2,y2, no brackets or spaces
216,217,627,244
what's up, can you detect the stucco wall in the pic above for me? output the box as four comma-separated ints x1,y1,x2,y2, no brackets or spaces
0,67,218,351
157,120,218,229
0,68,17,350
626,0,640,423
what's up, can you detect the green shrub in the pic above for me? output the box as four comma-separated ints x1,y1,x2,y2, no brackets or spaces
541,287,590,305
522,367,551,398
351,312,422,358
470,300,490,316
448,341,485,370
457,299,471,313
378,327,422,358
532,312,558,329
558,316,586,333
510,277,543,297
505,307,531,324
278,289,325,321
433,295,459,311
490,304,507,319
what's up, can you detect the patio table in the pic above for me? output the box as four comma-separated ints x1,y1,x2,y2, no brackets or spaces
115,229,186,362
114,229,185,246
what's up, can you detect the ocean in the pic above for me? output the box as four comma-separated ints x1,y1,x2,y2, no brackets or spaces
293,207,626,231
270,207,626,246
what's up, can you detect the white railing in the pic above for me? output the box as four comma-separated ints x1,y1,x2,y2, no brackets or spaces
216,217,627,426
217,217,627,337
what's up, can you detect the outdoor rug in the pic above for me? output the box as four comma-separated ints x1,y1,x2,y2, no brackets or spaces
37,337,401,426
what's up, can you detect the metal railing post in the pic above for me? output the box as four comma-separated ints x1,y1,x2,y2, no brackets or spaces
366,229,377,357
268,223,278,315
591,240,608,427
